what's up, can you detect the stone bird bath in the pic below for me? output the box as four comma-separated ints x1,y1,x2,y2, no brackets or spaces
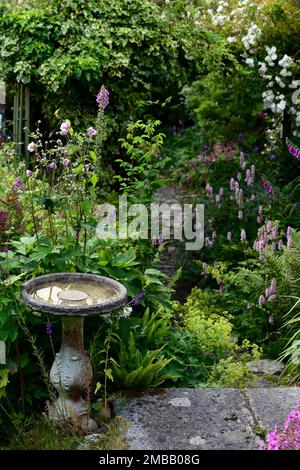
22,273,127,432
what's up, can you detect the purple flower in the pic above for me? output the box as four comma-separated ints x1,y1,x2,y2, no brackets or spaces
263,179,273,196
133,300,141,306
62,158,70,167
250,194,256,201
238,132,244,142
96,86,109,111
0,211,8,230
240,229,247,241
27,142,36,153
26,169,32,177
215,194,221,205
13,177,24,189
219,187,224,197
227,231,232,241
262,401,300,450
56,139,63,146
60,122,70,135
240,152,246,167
49,161,57,169
236,189,243,207
135,292,145,299
87,127,97,137
46,322,53,335
205,183,213,196
258,295,265,307
238,210,243,220
152,234,164,245
230,178,235,191
236,172,241,182
270,278,277,294
286,138,300,160
205,237,213,248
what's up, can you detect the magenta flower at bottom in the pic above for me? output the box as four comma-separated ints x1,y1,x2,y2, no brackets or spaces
261,403,300,450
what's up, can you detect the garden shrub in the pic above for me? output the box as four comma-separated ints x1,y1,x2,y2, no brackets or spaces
0,0,209,144
207,357,255,389
180,288,233,359
162,288,260,388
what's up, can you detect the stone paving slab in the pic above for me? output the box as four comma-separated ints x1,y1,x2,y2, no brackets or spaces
245,387,300,431
118,387,300,450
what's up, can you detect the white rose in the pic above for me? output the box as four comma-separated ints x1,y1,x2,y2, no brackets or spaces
245,58,255,67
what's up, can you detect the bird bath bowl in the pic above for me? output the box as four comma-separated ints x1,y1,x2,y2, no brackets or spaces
22,273,127,432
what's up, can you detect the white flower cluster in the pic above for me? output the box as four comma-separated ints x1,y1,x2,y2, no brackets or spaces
264,46,277,67
244,42,299,129
241,23,262,51
200,0,252,32
262,90,286,114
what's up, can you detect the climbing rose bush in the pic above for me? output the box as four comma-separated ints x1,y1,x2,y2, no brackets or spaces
261,399,300,450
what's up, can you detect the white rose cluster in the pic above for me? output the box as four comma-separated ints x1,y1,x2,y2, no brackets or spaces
241,23,262,51
264,46,277,67
244,41,299,127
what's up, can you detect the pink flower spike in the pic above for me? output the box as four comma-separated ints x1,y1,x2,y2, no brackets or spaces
96,86,109,110
49,161,57,169
62,158,70,167
26,169,32,177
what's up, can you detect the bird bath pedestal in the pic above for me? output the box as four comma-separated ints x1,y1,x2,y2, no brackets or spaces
22,273,127,432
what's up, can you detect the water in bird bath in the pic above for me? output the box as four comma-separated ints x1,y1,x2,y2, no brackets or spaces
29,281,118,306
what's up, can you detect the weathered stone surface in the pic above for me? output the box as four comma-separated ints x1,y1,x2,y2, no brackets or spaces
118,388,259,450
245,387,300,431
118,387,300,450
246,359,284,375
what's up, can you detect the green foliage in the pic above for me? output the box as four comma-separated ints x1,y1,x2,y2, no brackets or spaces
181,289,233,359
183,59,263,147
0,0,208,138
112,332,172,388
207,357,255,388
162,289,260,387
0,369,9,398
116,119,166,203
0,414,127,450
